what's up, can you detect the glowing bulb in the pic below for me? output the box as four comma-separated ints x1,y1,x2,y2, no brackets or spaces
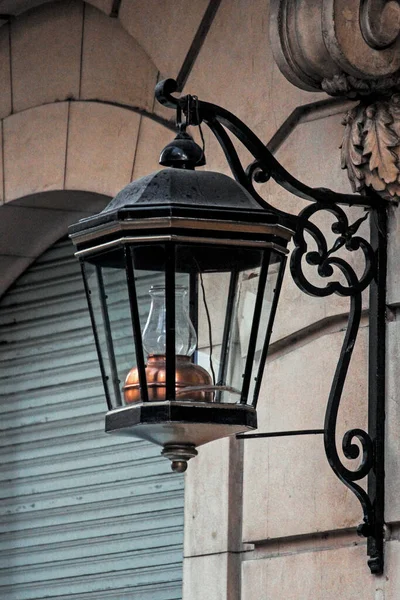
142,285,197,357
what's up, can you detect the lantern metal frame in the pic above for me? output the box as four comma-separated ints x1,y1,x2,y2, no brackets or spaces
70,78,387,574
153,79,387,574
70,166,292,469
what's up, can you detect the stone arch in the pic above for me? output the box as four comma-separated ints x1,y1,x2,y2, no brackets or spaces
0,0,210,80
0,0,182,298
0,190,109,299
0,99,174,297
0,0,162,119
0,0,210,296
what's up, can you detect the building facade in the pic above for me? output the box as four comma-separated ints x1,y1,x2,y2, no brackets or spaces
0,1,398,598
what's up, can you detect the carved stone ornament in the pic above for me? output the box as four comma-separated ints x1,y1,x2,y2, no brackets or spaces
270,0,400,200
342,94,400,200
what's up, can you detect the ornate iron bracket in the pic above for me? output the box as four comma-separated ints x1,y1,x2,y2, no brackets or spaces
156,79,387,574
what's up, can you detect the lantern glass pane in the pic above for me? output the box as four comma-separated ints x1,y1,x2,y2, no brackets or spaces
219,257,265,404
124,244,167,404
246,251,285,405
133,245,192,403
175,243,270,404
83,261,132,410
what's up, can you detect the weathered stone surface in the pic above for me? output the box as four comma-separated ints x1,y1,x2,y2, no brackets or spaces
184,437,242,557
243,326,368,541
0,1,54,16
270,0,400,201
80,4,157,111
11,1,82,112
118,0,209,78
242,544,376,600
387,204,400,305
385,318,400,524
3,103,68,201
131,116,174,180
0,203,91,258
65,102,141,197
0,25,11,119
0,191,108,297
186,0,322,173
384,539,400,600
184,552,240,600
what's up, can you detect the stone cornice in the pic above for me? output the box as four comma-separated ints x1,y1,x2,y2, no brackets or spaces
270,0,400,200
270,0,400,98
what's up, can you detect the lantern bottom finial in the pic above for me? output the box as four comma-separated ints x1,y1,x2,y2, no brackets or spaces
161,443,198,473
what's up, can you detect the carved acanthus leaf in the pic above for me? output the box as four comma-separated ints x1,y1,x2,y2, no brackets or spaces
363,104,399,184
322,73,400,99
341,95,400,200
341,107,367,192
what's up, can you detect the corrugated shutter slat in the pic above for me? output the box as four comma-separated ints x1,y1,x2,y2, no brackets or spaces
0,238,184,600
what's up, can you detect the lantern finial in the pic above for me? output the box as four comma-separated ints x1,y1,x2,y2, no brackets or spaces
159,131,205,169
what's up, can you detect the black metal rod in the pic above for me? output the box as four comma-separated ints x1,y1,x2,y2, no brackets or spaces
189,270,198,364
155,79,381,210
216,270,239,402
80,262,112,411
207,120,251,191
199,100,381,209
124,246,149,403
237,429,325,439
266,98,355,154
240,251,271,404
175,0,223,91
366,206,387,575
110,0,122,18
252,255,287,408
96,266,122,407
165,244,176,400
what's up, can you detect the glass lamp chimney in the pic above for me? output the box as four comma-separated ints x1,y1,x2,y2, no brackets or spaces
142,285,197,357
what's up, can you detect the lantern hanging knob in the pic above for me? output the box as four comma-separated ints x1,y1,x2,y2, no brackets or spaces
162,444,198,473
171,460,188,473
159,131,205,169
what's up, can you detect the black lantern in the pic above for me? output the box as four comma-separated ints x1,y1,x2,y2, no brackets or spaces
70,79,386,573
69,155,291,472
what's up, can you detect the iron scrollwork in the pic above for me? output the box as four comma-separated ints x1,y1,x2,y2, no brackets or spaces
155,79,386,574
291,205,376,524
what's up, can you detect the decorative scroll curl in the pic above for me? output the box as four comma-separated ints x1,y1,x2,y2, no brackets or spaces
290,203,376,534
291,203,374,296
270,0,400,97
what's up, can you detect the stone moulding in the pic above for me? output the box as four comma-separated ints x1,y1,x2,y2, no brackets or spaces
270,0,400,96
270,0,400,201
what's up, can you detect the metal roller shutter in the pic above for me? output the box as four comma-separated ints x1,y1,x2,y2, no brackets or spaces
0,238,184,600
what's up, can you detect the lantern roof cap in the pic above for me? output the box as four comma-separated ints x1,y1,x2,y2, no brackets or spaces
69,167,280,236
107,167,262,211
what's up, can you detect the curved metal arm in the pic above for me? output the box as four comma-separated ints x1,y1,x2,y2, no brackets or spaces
155,78,382,214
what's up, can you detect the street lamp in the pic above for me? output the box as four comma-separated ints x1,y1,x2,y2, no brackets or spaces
69,79,386,574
